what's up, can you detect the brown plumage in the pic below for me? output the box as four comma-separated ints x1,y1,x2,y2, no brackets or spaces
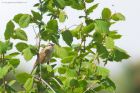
31,43,54,73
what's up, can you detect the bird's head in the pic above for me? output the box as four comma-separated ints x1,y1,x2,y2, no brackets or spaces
44,43,55,53
47,43,55,47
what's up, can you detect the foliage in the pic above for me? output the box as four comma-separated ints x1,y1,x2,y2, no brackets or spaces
0,0,130,93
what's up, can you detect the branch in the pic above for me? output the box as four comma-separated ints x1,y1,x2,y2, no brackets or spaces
34,76,56,93
52,77,62,87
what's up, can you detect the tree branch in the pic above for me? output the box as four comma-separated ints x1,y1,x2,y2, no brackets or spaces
34,76,56,93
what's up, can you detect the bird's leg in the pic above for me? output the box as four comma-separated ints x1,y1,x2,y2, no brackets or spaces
39,63,42,79
47,60,50,65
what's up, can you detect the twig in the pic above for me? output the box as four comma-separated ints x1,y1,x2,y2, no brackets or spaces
37,0,43,77
32,25,38,37
52,77,62,87
67,24,80,29
34,76,56,93
93,53,99,64
3,77,6,92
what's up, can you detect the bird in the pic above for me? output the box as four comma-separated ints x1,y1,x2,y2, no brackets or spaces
31,43,54,74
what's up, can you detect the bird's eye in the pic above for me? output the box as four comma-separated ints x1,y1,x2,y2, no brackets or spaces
47,43,54,46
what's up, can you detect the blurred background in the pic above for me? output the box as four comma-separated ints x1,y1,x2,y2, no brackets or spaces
0,0,140,93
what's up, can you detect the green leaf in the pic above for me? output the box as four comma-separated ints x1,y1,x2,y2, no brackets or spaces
56,0,66,9
50,58,57,62
79,80,87,88
86,4,98,15
23,78,33,91
4,21,15,40
82,62,95,75
93,32,103,43
31,10,42,21
111,13,125,21
0,41,6,54
62,30,73,46
47,20,58,33
82,23,95,34
50,34,60,45
16,72,32,84
46,0,56,12
61,56,73,63
70,0,85,10
13,14,24,24
85,0,94,3
66,68,77,77
4,41,13,50
96,66,109,77
13,29,28,41
71,24,83,39
40,31,49,41
59,10,67,22
74,87,83,93
0,68,2,79
19,14,31,28
96,44,109,59
9,59,20,68
110,47,130,62
85,18,94,25
22,47,34,61
105,78,116,91
53,45,68,59
58,67,66,74
8,80,16,86
95,20,110,34
16,42,28,52
29,45,38,56
0,65,12,79
0,41,13,54
105,37,114,49
41,30,60,44
5,52,20,59
102,8,111,19
70,79,79,87
108,31,122,39
46,65,53,72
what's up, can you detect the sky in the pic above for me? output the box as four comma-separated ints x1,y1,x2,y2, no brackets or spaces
0,0,140,75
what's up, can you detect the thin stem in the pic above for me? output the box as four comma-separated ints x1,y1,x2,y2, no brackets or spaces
67,24,80,29
72,23,83,72
52,77,62,87
39,0,43,17
93,53,99,64
3,77,6,92
36,0,43,77
38,0,43,50
78,38,84,75
83,1,88,19
34,76,56,93
1,53,4,63
32,26,40,48
78,59,82,75
32,26,38,37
